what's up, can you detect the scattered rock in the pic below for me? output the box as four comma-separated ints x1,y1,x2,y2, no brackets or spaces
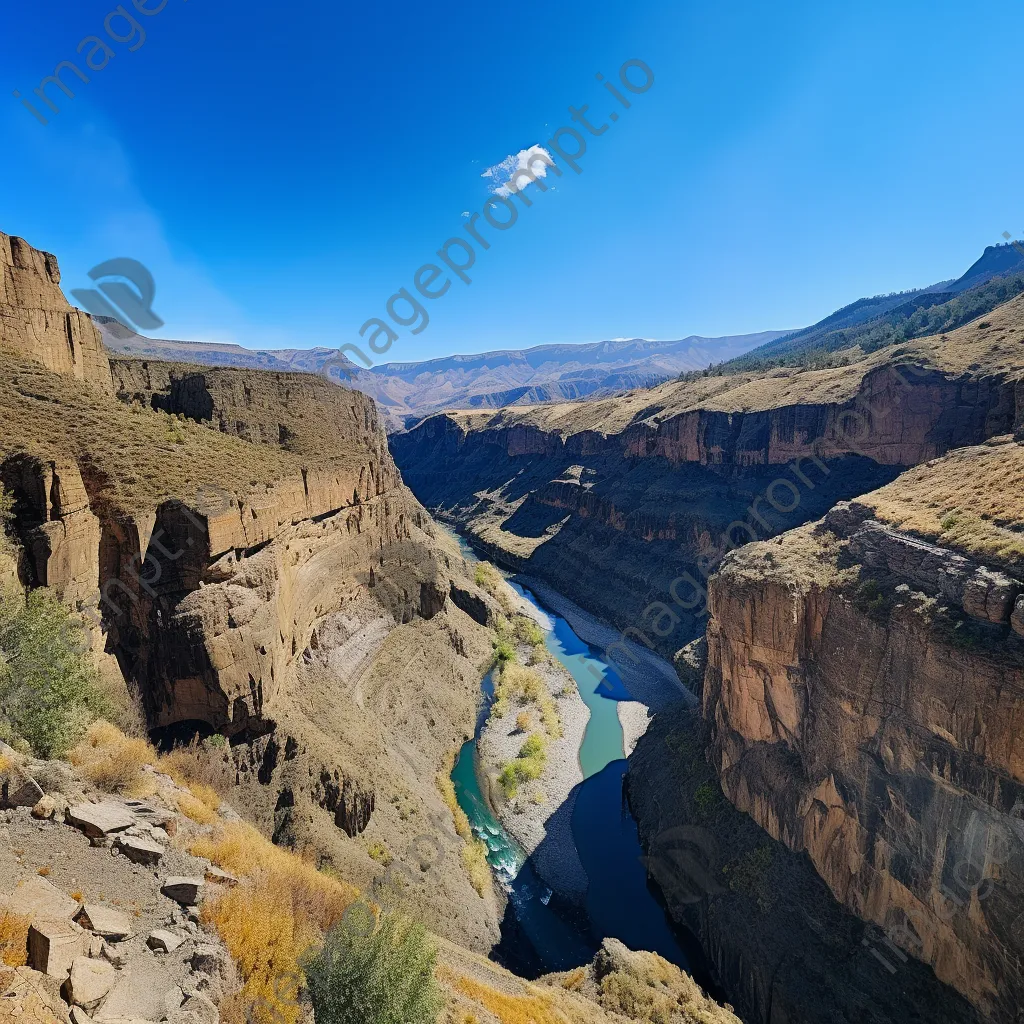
28,918,92,979
4,874,80,924
75,905,134,941
1,764,45,809
160,877,204,906
70,1007,95,1024
32,794,59,819
170,990,218,1024
0,965,72,1023
100,941,134,968
114,834,165,866
203,865,237,887
66,802,136,839
147,929,184,953
65,956,117,1010
122,800,177,837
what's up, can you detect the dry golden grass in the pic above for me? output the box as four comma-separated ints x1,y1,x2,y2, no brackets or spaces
0,912,28,967
173,791,219,825
0,351,370,516
68,720,156,793
861,438,1024,567
445,971,564,1024
494,663,561,740
597,951,740,1024
191,821,360,1024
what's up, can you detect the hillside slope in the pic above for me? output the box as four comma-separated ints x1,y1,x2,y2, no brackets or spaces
723,240,1024,372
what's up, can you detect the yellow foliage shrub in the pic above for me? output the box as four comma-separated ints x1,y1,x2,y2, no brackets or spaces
494,664,561,740
192,822,360,1024
0,911,28,967
69,720,156,793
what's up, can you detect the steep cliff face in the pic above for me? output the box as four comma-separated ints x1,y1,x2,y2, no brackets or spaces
0,235,505,949
702,439,1024,1023
0,232,111,390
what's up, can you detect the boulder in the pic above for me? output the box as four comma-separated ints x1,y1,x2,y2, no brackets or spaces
65,956,117,1011
114,834,165,866
962,567,1019,624
96,960,186,1022
1013,594,1024,638
146,929,184,953
66,802,136,839
0,965,72,1023
5,874,80,924
28,918,91,978
32,794,59,819
70,1008,95,1024
121,800,177,836
203,865,237,887
1,763,45,809
75,905,134,941
160,878,204,906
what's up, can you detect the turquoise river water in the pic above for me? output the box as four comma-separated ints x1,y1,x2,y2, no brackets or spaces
447,531,707,980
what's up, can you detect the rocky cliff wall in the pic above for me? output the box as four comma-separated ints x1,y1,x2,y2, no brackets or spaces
0,232,505,947
702,506,1024,1023
0,232,111,391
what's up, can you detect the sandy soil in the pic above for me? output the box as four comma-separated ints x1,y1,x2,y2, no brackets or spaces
617,701,652,757
514,575,696,712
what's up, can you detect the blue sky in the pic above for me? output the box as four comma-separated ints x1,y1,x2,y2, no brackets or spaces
1,0,1022,362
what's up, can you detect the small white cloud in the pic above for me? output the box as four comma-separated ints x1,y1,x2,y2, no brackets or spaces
481,145,555,198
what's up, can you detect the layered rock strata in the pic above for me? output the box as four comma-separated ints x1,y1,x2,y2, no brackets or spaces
0,231,111,390
701,449,1024,1022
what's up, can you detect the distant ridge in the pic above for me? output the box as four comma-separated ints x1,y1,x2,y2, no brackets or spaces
95,318,789,429
723,241,1024,373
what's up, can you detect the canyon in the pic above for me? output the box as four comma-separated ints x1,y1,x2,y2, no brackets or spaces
0,228,750,1024
393,290,1024,1021
4,221,1024,1023
0,229,508,949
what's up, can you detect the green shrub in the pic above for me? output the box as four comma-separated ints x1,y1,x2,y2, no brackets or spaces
0,586,110,757
723,845,776,912
693,781,719,816
513,617,544,647
498,733,548,798
492,638,515,663
302,911,443,1024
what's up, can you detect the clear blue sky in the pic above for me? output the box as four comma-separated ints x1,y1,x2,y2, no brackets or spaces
1,0,1021,361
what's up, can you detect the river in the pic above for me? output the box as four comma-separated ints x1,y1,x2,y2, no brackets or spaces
446,530,709,981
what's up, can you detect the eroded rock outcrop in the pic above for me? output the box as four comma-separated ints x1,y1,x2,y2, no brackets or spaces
703,487,1024,1022
0,232,111,391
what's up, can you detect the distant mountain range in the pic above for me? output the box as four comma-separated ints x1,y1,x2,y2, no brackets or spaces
95,321,790,430
93,240,1024,429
